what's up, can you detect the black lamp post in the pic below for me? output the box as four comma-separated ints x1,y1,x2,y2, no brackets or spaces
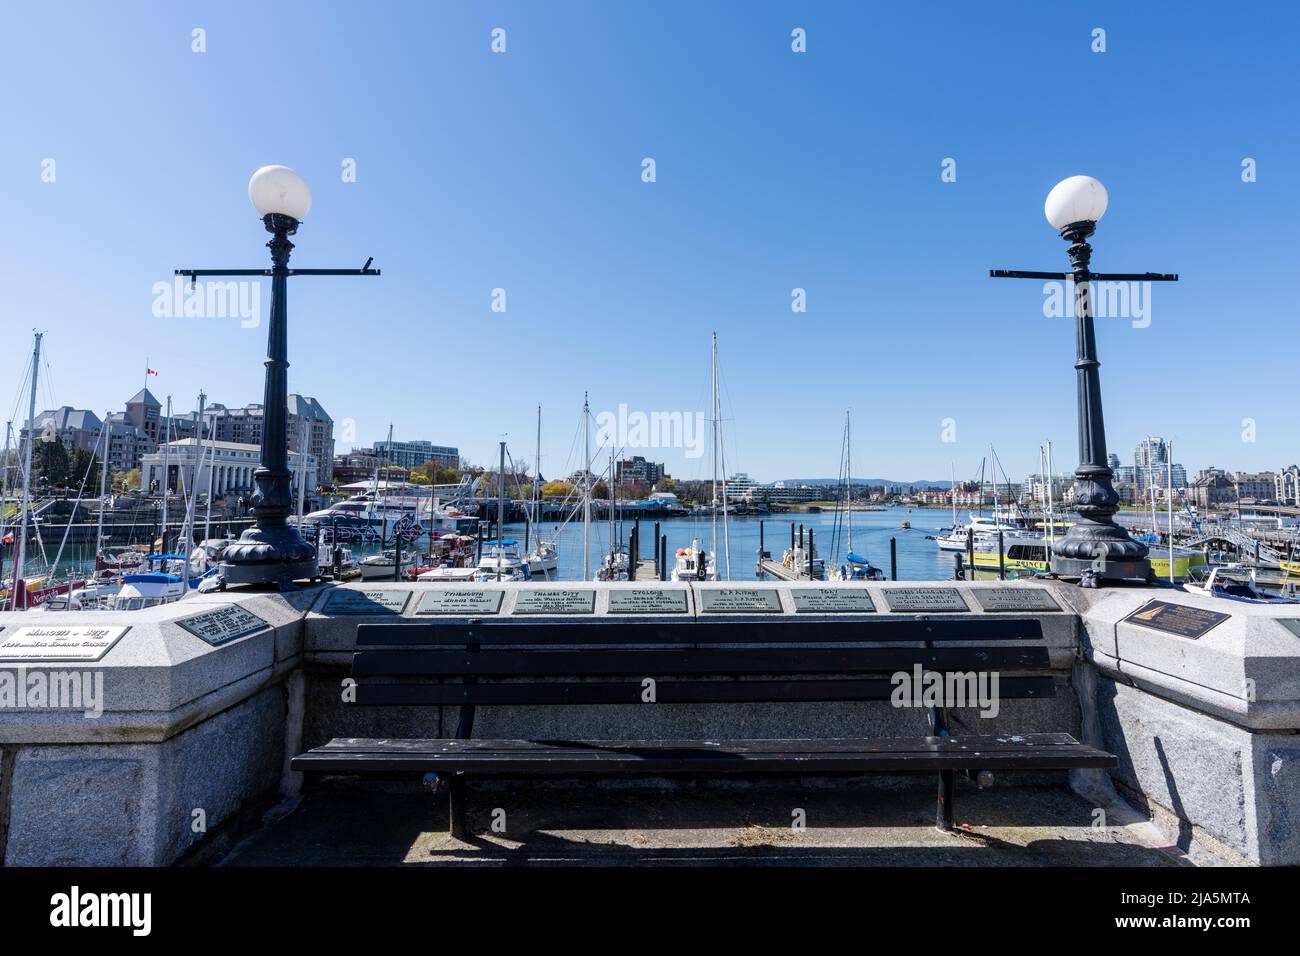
177,165,379,588
992,176,1178,587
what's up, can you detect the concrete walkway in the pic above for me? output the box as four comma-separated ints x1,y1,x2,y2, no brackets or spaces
218,781,1194,867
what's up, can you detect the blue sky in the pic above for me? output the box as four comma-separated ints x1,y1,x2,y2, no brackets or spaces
1,1,1295,485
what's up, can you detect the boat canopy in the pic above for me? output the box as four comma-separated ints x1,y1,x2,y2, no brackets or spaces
846,551,874,565
147,554,188,561
123,573,184,584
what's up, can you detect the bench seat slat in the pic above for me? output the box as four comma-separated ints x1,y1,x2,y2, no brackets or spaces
357,619,1044,647
291,734,1116,775
353,675,1054,706
309,732,1087,754
352,646,1051,677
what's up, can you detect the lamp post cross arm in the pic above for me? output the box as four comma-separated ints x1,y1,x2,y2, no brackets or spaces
990,269,1178,281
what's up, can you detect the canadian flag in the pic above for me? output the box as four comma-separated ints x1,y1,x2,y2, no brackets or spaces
147,368,158,376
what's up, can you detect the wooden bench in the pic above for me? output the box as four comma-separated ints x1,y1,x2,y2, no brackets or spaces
292,617,1116,837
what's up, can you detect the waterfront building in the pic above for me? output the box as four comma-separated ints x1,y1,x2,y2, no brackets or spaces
332,449,407,486
142,438,318,500
1131,437,1187,493
125,388,163,444
1187,467,1235,509
1234,471,1276,502
203,395,335,466
724,472,758,500
1276,465,1300,505
20,406,103,453
759,481,824,503
615,456,666,487
373,439,459,472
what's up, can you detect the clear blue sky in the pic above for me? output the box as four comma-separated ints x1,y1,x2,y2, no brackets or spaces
2,1,1295,485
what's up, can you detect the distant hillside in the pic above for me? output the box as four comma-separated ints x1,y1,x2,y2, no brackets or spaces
771,478,952,489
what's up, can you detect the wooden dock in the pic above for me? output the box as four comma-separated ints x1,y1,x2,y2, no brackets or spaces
633,558,659,581
757,558,816,581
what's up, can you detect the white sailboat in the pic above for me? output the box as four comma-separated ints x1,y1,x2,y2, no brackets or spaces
525,405,558,578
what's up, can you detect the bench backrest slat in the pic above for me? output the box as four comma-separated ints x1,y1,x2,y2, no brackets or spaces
356,675,1054,707
353,645,1050,678
357,618,1044,646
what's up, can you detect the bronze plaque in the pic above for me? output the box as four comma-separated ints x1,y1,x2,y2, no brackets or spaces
1125,600,1230,639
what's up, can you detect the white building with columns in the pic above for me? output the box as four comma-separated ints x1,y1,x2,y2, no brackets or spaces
142,439,319,500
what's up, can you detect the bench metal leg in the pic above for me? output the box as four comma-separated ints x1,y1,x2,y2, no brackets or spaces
449,775,468,839
936,770,955,831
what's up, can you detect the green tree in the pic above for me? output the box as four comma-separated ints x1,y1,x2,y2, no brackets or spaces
35,435,70,488
68,450,103,494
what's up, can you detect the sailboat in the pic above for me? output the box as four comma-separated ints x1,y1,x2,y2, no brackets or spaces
524,405,559,578
594,450,630,581
829,411,884,582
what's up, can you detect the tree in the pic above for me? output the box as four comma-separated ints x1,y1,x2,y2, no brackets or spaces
35,435,70,488
118,468,142,493
593,481,609,499
540,481,574,498
655,477,678,494
408,471,431,485
67,450,103,494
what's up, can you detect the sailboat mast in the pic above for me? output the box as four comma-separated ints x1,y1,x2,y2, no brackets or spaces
710,332,718,566
95,409,111,558
204,441,216,542
497,440,506,581
12,332,42,608
160,395,172,552
1167,439,1175,584
582,393,591,580
1,421,14,544
846,410,853,554
181,391,206,583
1045,440,1056,547
533,404,541,531
950,461,957,526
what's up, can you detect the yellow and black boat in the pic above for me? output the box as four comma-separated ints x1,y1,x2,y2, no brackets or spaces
969,533,1207,582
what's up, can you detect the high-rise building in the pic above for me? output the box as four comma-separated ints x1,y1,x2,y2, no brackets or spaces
615,456,666,487
372,439,459,472
203,395,335,468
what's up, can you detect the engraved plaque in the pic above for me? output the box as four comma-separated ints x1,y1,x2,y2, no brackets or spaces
791,588,876,613
882,588,969,612
971,588,1062,612
1125,600,1229,639
416,589,505,616
176,606,269,646
699,588,783,613
0,625,130,662
512,589,596,615
607,589,689,614
321,589,411,615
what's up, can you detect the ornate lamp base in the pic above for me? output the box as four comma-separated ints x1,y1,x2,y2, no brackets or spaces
1052,526,1151,587
220,524,317,588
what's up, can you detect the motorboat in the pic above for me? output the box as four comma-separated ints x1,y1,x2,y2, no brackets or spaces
670,540,716,581
359,548,418,580
109,554,215,610
832,551,886,582
1183,566,1299,604
475,539,531,582
969,533,1208,582
934,511,1035,551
